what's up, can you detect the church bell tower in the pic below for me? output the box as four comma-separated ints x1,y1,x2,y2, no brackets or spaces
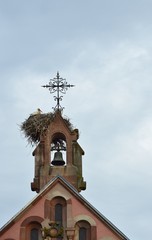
26,72,86,193
1,72,129,240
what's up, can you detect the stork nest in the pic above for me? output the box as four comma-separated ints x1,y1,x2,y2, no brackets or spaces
20,112,73,145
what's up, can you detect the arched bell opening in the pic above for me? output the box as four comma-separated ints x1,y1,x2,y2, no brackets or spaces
51,133,67,166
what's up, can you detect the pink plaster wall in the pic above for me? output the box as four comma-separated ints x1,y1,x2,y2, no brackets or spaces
0,181,124,240
71,195,122,240
0,197,45,240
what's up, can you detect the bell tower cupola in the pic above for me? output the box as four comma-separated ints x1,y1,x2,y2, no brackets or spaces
21,72,86,193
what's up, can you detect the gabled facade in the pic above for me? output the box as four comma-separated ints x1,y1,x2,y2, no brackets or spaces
0,176,129,240
0,76,129,240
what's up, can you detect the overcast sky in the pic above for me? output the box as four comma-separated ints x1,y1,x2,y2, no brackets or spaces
0,1,152,239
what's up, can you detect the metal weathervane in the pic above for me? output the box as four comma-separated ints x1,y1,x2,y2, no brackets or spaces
42,72,74,111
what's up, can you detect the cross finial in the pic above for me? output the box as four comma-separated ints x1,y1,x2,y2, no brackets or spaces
42,72,74,111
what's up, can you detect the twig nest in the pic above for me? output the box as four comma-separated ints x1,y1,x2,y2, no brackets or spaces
20,111,73,145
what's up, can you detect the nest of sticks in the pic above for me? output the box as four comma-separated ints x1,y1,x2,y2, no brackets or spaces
20,112,73,145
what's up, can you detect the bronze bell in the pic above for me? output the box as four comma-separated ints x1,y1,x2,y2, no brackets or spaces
51,151,65,166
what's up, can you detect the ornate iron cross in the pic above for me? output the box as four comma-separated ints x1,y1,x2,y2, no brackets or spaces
42,72,74,111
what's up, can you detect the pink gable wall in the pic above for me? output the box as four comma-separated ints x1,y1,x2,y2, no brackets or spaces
68,192,123,240
0,195,45,239
0,180,125,240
